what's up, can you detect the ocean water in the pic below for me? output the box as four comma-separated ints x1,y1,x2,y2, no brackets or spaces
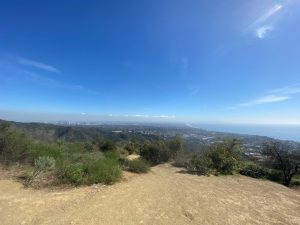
193,124,300,142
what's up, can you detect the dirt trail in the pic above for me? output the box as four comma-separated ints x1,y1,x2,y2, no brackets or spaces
0,164,300,225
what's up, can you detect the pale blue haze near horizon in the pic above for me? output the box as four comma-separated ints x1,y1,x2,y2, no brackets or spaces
193,124,300,142
1,0,300,126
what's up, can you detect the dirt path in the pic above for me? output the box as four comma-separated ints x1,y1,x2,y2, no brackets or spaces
0,164,300,225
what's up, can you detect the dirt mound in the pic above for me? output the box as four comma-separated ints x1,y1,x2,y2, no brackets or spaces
0,164,299,225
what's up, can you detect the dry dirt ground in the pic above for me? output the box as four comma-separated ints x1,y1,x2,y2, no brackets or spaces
0,164,300,225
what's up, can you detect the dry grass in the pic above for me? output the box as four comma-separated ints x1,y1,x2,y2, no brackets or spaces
0,164,299,225
126,154,140,160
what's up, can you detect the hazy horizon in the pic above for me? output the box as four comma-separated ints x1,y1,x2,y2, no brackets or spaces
2,110,300,126
2,112,300,142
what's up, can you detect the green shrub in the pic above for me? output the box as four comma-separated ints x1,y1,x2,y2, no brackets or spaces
100,140,117,152
64,142,90,153
118,156,128,166
83,158,122,184
266,169,282,182
57,157,122,186
22,157,56,187
104,151,120,160
140,142,171,165
206,139,241,175
172,151,192,168
84,142,94,152
239,162,269,179
238,161,294,186
172,158,187,168
29,143,62,161
262,141,300,186
68,152,91,163
291,180,300,186
125,159,150,173
292,175,300,186
58,163,86,185
186,155,212,175
168,135,183,158
0,123,31,163
124,143,136,154
34,156,56,171
184,139,242,176
239,162,285,184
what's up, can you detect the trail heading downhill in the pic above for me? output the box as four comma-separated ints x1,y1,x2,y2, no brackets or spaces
1,164,299,225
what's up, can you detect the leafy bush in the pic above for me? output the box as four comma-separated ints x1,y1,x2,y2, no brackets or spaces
238,161,293,185
64,142,91,153
185,155,212,175
0,123,31,163
140,142,171,165
57,163,86,185
206,139,241,175
262,141,300,186
292,174,300,186
104,151,120,160
84,142,94,151
29,143,62,161
22,156,56,187
124,142,136,154
57,157,122,186
172,157,187,168
239,162,269,179
266,169,283,183
185,139,242,176
99,140,117,152
172,150,193,168
167,136,183,158
125,159,150,173
291,180,300,186
34,156,56,171
83,158,122,184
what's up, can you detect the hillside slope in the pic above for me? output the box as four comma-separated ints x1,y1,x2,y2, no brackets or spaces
0,164,299,225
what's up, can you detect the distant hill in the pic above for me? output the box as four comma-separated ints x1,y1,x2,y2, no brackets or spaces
0,119,167,143
1,119,299,152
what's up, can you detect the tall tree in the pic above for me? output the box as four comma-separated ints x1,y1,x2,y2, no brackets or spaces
168,135,183,158
263,141,300,186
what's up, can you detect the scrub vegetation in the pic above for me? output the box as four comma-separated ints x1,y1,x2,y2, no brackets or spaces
1,121,299,188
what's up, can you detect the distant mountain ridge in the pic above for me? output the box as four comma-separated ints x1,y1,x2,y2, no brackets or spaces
1,119,299,152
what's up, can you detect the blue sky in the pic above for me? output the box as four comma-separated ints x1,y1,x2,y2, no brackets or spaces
0,0,300,124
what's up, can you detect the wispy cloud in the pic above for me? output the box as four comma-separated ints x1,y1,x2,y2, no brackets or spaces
131,114,175,118
153,115,175,118
108,114,175,119
10,69,101,96
0,63,102,95
256,26,273,39
0,53,101,95
247,3,284,39
227,84,300,110
254,4,282,25
239,95,289,107
17,57,60,73
270,83,300,95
